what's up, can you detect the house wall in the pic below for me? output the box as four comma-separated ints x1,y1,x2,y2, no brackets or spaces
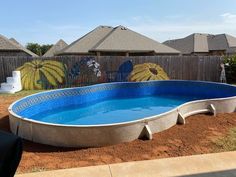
226,47,236,56
182,52,209,56
182,51,227,56
209,50,226,56
99,52,128,56
58,51,179,57
99,52,158,56
0,51,31,57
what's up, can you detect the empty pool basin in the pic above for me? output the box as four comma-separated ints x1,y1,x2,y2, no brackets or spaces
9,80,236,147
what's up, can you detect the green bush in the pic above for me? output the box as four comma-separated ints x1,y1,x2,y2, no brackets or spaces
224,55,236,84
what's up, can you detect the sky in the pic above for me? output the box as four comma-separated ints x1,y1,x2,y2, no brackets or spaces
1,0,236,45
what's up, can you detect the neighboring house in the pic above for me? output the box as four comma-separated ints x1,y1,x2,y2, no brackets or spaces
163,33,236,56
0,35,38,57
57,25,180,56
43,39,68,57
208,34,236,56
9,38,38,57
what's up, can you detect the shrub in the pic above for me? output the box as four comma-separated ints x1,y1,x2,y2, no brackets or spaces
224,55,236,84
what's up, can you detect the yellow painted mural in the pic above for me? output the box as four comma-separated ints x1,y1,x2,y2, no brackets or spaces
129,63,169,82
17,60,66,90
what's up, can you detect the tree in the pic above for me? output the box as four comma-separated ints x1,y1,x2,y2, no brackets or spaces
26,43,53,56
26,43,42,56
224,55,236,83
41,44,53,55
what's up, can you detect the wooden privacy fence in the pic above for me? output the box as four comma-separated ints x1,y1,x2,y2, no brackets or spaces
0,56,223,89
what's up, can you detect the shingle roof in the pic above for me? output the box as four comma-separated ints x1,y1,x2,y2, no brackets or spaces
58,25,180,55
0,35,20,50
43,39,68,57
9,38,38,57
164,33,236,54
59,26,114,55
9,38,20,45
194,34,209,52
0,35,38,57
163,33,209,54
225,34,236,47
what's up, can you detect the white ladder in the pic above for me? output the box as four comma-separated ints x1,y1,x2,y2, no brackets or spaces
0,71,22,94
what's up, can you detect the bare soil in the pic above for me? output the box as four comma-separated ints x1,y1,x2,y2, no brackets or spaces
0,95,235,173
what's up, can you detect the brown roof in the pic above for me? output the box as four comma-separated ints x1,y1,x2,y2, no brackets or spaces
164,33,236,55
0,35,20,50
43,39,68,57
0,35,38,57
9,38,38,57
58,25,180,55
59,26,114,55
9,38,21,45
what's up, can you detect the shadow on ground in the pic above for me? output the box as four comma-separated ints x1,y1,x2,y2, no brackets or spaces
0,115,80,153
0,115,10,132
22,140,81,153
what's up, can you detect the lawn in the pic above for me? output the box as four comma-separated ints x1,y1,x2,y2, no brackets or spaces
0,90,235,173
0,90,43,97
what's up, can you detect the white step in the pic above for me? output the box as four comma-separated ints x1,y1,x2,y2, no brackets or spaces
7,77,18,84
0,89,16,94
0,70,22,94
12,71,21,78
1,83,15,91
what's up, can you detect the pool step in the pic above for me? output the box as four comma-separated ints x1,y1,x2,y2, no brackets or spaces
0,71,22,94
7,77,18,84
178,104,216,125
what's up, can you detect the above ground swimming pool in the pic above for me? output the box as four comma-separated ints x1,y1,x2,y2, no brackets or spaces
9,81,236,147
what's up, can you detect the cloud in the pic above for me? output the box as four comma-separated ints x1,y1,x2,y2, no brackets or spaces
121,14,236,42
10,13,236,45
221,13,236,24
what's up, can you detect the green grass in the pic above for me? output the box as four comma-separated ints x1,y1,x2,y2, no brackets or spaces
213,127,236,152
0,90,44,97
29,167,47,173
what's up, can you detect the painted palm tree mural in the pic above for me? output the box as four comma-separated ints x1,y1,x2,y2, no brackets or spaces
17,60,66,90
129,63,169,81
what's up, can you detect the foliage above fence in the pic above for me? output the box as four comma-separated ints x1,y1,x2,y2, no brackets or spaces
224,55,236,84
0,56,223,90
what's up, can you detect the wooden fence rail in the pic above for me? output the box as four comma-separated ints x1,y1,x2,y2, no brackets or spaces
0,56,223,89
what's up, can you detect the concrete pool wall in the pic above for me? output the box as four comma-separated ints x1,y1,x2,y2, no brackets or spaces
8,81,236,147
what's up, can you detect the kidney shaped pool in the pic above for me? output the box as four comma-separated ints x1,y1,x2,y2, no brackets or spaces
9,81,236,147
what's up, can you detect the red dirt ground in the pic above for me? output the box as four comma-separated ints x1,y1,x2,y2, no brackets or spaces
0,96,235,173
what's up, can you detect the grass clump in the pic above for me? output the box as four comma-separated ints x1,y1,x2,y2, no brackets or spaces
213,127,236,152
30,167,47,173
0,90,44,97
